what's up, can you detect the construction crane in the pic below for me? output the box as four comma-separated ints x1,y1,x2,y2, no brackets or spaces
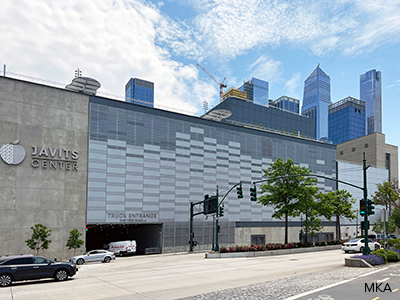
197,63,227,102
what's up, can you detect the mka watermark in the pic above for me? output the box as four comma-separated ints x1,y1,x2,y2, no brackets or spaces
365,282,392,293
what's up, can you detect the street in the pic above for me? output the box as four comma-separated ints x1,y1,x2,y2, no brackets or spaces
0,250,386,300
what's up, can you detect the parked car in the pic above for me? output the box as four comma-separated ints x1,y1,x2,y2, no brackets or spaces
0,255,77,287
376,234,386,242
389,234,397,239
69,250,115,265
107,240,137,256
342,238,380,253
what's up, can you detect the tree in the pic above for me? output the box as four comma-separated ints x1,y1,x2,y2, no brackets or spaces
318,190,356,240
258,158,318,244
66,228,84,256
372,181,400,210
389,207,400,231
373,217,396,235
303,209,323,243
25,224,52,255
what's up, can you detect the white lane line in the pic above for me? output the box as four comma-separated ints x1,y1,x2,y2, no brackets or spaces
377,277,390,283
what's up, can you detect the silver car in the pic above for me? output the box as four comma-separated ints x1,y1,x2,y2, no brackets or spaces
69,250,115,265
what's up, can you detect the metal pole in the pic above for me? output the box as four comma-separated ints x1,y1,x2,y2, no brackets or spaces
383,208,387,256
212,214,215,251
189,202,194,252
214,186,219,252
363,153,371,255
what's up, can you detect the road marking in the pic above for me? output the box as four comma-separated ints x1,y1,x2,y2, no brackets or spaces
392,288,399,292
371,297,380,300
377,278,390,283
389,273,400,276
285,268,389,300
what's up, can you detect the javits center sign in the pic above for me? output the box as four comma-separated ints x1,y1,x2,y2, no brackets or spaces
0,140,79,171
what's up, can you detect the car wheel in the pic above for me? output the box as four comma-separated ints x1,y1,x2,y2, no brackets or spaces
0,274,13,287
360,246,364,253
54,269,68,281
119,252,123,257
76,258,84,265
104,256,111,263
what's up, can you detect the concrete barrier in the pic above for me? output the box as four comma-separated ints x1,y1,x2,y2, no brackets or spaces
345,257,373,268
205,245,341,259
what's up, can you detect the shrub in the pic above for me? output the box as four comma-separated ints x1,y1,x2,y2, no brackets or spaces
351,254,385,265
320,241,326,246
219,246,229,253
257,244,266,251
228,246,236,252
248,245,258,252
372,249,387,262
386,250,399,262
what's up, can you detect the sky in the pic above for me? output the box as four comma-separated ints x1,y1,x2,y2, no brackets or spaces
1,0,400,151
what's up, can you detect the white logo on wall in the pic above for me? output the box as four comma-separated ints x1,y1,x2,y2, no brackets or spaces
0,140,26,165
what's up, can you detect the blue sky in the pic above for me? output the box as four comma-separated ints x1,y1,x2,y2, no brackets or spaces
1,0,400,150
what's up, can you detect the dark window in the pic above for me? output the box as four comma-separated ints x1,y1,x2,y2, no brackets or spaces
5,257,34,265
251,235,265,245
352,147,356,152
340,151,343,155
364,143,368,148
33,257,48,264
386,153,390,170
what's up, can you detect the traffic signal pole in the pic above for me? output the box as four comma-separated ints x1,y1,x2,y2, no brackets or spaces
214,187,219,251
363,153,371,255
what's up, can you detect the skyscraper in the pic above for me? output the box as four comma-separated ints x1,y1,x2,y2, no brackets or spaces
301,64,331,140
125,78,154,107
360,69,382,135
239,78,269,104
328,97,366,144
271,96,300,114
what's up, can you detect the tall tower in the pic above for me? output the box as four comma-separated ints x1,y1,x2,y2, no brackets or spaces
239,78,269,105
125,78,154,107
360,69,382,135
301,64,331,140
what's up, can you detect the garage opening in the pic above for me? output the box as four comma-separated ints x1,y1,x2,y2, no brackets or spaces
85,223,162,255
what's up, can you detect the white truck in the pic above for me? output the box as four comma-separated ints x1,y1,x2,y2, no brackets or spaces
107,240,137,256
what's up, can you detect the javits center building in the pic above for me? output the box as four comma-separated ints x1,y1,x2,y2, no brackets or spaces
0,76,341,259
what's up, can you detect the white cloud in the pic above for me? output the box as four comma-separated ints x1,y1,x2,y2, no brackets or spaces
190,0,357,59
0,0,215,114
284,72,302,99
246,55,283,83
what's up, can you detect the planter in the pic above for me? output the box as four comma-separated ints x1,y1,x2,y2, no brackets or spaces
205,245,341,259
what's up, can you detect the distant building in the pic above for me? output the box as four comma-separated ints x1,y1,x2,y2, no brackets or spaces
125,78,154,107
204,97,315,139
301,65,332,140
360,69,382,135
239,78,269,104
271,96,300,114
337,132,398,181
328,97,365,145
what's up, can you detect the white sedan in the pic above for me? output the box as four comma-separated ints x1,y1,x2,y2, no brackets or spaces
342,238,380,253
69,250,115,265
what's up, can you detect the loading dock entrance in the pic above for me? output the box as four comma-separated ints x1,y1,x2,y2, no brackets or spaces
85,223,162,255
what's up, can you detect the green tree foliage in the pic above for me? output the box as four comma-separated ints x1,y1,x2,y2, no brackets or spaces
373,217,396,235
372,182,400,209
303,210,322,242
258,158,318,244
66,228,85,256
388,207,400,231
25,224,52,255
318,190,356,239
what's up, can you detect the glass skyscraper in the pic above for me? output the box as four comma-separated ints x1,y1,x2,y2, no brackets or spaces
328,97,366,144
301,65,331,140
271,96,300,114
360,69,382,135
239,78,269,105
125,78,154,107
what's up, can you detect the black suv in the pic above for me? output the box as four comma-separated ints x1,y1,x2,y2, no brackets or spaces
0,255,77,287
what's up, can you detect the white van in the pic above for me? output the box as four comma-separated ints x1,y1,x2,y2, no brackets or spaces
107,240,137,256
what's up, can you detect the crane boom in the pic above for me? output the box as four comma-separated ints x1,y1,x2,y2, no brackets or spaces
197,63,227,102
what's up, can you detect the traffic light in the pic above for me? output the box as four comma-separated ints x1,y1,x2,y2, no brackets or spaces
367,199,375,215
236,183,243,199
250,185,257,202
360,199,366,216
158,225,163,232
218,225,221,233
219,205,224,217
204,195,217,214
86,226,88,232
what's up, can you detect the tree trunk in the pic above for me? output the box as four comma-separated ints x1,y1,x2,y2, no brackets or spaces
285,212,288,244
304,210,308,243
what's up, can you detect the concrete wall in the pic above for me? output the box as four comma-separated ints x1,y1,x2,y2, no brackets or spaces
0,77,89,260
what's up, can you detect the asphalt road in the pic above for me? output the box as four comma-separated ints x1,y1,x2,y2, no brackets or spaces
0,250,367,300
288,264,400,300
